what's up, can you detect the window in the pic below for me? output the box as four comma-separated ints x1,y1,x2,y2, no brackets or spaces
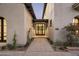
72,16,79,35
73,18,79,25
0,17,7,42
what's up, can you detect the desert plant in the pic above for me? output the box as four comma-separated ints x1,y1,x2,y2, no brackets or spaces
6,32,17,50
64,23,79,47
53,40,68,51
63,42,68,49
12,32,16,49
1,46,6,50
64,23,75,32
7,44,13,50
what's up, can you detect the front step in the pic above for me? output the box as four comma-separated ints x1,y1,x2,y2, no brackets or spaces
32,36,48,38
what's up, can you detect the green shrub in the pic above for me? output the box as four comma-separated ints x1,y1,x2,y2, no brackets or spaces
53,41,68,51
64,23,79,47
1,46,6,50
7,44,13,50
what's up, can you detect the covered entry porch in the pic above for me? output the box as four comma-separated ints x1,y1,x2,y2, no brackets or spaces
32,19,49,38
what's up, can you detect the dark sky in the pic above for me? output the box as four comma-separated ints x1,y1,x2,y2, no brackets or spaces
32,3,44,19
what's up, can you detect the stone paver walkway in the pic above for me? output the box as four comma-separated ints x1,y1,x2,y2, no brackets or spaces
25,38,76,56
26,38,54,52
0,38,77,56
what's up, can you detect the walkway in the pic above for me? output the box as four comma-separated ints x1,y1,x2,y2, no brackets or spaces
0,38,77,56
25,38,76,56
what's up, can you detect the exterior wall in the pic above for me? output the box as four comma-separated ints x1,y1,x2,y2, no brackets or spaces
44,3,79,42
54,3,79,42
0,3,32,46
43,3,54,41
24,5,33,41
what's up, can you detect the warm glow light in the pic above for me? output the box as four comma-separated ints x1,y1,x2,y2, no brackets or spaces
73,19,75,23
4,19,7,40
75,19,78,24
72,18,79,25
76,30,78,34
35,23,45,35
0,19,7,40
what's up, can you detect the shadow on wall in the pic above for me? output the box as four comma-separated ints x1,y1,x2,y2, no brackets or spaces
24,28,34,47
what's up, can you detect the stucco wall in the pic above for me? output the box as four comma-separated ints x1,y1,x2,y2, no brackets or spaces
44,3,79,42
43,3,54,41
0,3,32,46
24,4,33,41
54,3,79,42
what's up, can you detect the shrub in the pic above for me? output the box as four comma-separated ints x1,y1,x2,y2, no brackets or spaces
53,41,68,51
7,44,13,50
1,46,6,50
64,23,79,47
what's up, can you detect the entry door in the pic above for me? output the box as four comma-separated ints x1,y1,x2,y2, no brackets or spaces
35,23,45,35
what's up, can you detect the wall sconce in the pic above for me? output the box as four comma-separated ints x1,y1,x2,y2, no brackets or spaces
72,18,79,25
55,28,59,30
76,30,79,35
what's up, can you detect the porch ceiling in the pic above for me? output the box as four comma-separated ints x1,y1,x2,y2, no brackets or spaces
72,3,79,11
24,3,36,19
33,19,48,23
74,15,79,19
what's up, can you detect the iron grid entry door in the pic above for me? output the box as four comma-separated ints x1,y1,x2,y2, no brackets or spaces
35,23,45,35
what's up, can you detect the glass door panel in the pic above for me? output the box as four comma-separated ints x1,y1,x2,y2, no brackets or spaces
35,23,45,35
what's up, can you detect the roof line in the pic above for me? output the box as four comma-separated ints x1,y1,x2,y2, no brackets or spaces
24,3,36,19
42,3,47,19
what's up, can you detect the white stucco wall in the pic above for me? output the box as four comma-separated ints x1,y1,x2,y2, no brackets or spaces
44,3,79,42
24,4,33,40
54,3,79,42
0,3,32,46
43,3,54,41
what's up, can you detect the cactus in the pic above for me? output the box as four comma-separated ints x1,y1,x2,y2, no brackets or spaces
13,32,16,49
